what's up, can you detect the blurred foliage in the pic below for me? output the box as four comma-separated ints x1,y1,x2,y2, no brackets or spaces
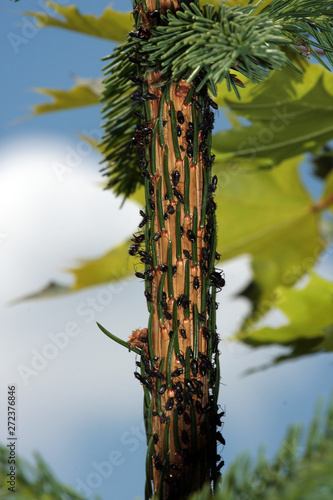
236,273,333,368
25,2,131,42
1,394,332,499
31,79,102,116
214,61,333,166
19,2,333,363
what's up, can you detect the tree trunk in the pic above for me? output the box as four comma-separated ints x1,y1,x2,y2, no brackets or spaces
130,1,223,498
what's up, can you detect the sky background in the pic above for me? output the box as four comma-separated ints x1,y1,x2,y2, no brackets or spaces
1,2,333,500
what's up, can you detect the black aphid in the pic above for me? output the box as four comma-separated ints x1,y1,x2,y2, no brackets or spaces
180,329,187,339
135,271,145,280
191,359,198,377
200,259,208,275
210,270,226,291
177,125,182,137
167,204,175,214
153,231,161,242
187,146,193,158
177,353,185,367
195,400,204,414
142,92,158,101
202,247,210,261
186,129,193,144
193,276,200,290
187,229,196,243
177,404,184,415
171,368,183,377
159,384,166,395
184,392,193,406
184,412,191,425
183,250,192,260
173,188,184,204
177,110,184,124
172,170,180,186
216,431,225,445
153,433,159,444
164,310,173,320
181,430,189,445
166,398,174,411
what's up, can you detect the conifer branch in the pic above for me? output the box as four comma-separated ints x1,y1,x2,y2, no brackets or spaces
100,0,333,198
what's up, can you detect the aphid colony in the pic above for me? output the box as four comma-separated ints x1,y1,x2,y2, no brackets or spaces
126,1,225,496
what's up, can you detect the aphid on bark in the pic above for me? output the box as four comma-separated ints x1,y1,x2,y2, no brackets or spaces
193,276,200,290
181,430,190,445
177,404,184,415
177,110,184,124
153,433,159,444
200,259,208,275
144,290,152,302
172,170,180,186
202,326,210,339
177,125,182,137
154,456,163,470
202,247,210,261
185,378,196,393
167,205,175,214
198,313,206,322
216,431,225,446
153,231,161,242
184,412,191,425
141,256,153,265
186,129,193,144
173,188,184,204
154,369,164,380
187,229,196,243
191,359,198,377
149,9,161,19
159,264,168,272
142,92,158,101
129,244,139,256
159,384,166,395
172,368,183,377
139,210,149,228
177,353,186,367
160,414,167,424
164,310,172,320
180,329,187,339
166,398,174,411
183,250,192,260
184,392,193,406
210,270,226,291
176,391,183,403
196,400,204,414
187,146,193,158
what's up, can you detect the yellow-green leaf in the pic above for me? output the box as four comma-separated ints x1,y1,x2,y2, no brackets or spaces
213,63,333,166
31,80,102,116
26,2,131,42
235,274,333,367
69,239,137,290
213,156,329,318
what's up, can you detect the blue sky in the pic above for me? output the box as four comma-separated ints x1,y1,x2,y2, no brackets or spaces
1,3,333,500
